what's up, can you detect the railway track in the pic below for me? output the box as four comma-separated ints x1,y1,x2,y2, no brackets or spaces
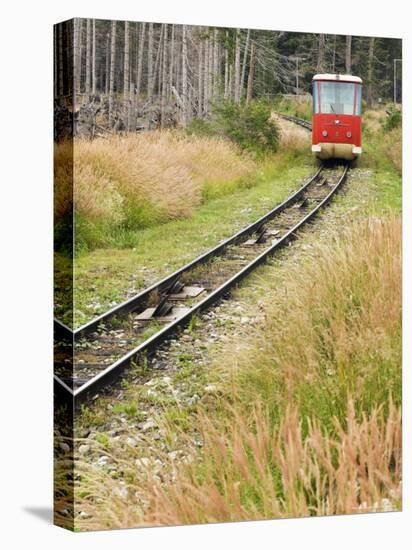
55,115,349,408
276,112,312,130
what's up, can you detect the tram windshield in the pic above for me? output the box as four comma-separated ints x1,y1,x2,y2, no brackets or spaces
313,81,362,115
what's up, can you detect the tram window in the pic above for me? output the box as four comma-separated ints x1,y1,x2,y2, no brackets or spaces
355,84,362,115
313,81,359,115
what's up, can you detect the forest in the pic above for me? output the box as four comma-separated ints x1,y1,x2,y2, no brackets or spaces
53,19,402,137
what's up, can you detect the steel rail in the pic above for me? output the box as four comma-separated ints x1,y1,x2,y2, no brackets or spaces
60,163,349,407
276,112,312,130
54,166,323,341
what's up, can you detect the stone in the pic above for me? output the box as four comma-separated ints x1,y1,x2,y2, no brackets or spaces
135,457,150,468
78,444,90,455
97,455,109,466
59,442,70,453
188,394,200,405
139,419,156,432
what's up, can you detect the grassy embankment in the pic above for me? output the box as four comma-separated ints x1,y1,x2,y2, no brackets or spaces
72,104,401,529
56,121,312,327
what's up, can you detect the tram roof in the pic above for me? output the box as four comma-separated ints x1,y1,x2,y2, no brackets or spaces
312,74,363,83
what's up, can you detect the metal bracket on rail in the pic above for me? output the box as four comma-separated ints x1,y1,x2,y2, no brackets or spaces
135,276,204,321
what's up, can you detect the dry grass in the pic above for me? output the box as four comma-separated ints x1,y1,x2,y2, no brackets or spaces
363,108,387,133
74,399,401,530
143,401,401,525
380,127,402,174
73,217,401,530
272,114,311,153
55,131,256,237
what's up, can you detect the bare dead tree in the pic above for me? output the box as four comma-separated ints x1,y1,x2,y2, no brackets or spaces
345,35,352,74
181,24,188,125
317,34,325,73
234,29,241,103
161,24,168,127
246,41,256,104
85,19,91,97
136,22,146,96
147,23,154,101
92,19,96,95
108,20,117,124
367,37,375,107
240,28,251,98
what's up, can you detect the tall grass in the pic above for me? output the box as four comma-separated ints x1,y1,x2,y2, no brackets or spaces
55,132,256,251
362,108,402,175
74,217,401,529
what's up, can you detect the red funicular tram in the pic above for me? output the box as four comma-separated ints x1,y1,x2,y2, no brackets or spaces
311,74,362,160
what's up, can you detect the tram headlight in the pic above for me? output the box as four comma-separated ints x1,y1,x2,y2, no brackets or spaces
346,131,352,138
322,130,328,137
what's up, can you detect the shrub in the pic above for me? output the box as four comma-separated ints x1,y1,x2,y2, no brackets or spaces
382,103,402,132
210,100,280,155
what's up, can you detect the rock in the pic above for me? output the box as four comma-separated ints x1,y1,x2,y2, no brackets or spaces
135,457,150,468
97,455,109,466
59,442,70,453
204,384,218,394
139,419,156,432
114,485,128,499
188,394,200,405
78,444,90,455
78,511,91,519
126,436,139,447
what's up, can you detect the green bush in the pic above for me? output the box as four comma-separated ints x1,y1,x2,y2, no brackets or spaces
210,100,280,155
382,103,402,132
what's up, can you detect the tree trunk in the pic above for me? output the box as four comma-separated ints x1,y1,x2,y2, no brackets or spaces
213,28,219,98
85,19,91,97
147,23,154,101
161,24,168,128
317,34,325,73
208,33,213,103
54,26,57,98
198,33,203,116
58,24,64,96
108,20,117,125
150,25,164,98
136,22,146,96
246,41,256,104
203,37,209,113
92,19,96,95
73,18,81,103
240,28,250,99
78,19,83,95
169,25,175,101
228,64,233,100
345,35,352,74
123,21,130,101
331,34,336,73
234,29,241,103
105,31,110,95
181,25,188,125
367,37,375,107
224,34,229,99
